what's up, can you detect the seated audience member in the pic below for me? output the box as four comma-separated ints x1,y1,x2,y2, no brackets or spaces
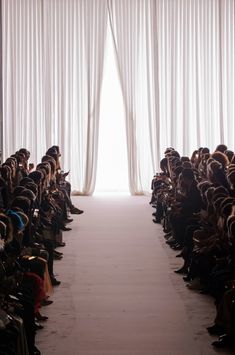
151,144,235,349
0,145,81,354
45,146,83,215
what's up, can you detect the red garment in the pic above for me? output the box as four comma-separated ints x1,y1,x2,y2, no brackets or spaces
24,272,45,313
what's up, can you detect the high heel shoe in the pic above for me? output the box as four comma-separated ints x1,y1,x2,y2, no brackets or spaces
35,311,48,321
212,334,234,348
207,324,225,336
183,275,191,282
41,299,53,306
174,266,188,274
61,226,72,231
34,321,44,330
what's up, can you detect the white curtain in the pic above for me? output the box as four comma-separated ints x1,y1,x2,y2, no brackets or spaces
108,0,162,194
2,0,45,160
2,0,235,194
2,0,107,194
108,0,235,194
156,0,235,154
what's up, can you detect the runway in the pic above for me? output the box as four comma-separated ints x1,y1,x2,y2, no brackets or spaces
37,195,228,355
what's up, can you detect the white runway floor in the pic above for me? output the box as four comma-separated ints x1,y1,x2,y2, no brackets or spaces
37,196,232,355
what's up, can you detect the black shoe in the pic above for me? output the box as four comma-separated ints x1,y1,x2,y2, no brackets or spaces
34,321,44,330
71,207,84,214
174,267,188,274
176,252,183,257
61,226,72,231
33,346,41,355
212,334,234,348
152,218,161,223
183,275,191,282
54,249,63,255
171,244,182,251
53,253,63,260
51,276,61,286
35,312,48,321
166,237,176,245
163,228,171,233
41,299,53,306
65,218,73,223
56,241,66,247
207,324,225,336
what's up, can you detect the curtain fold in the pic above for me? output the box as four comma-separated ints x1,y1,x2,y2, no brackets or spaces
2,0,107,195
108,0,235,194
42,0,108,194
108,0,158,195
2,0,235,194
156,0,235,154
2,0,45,160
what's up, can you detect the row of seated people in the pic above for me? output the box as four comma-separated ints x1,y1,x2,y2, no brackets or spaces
0,146,83,355
150,144,235,349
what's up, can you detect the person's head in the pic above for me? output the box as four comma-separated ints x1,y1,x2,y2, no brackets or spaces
3,159,17,178
172,166,183,181
18,148,30,160
41,155,56,176
227,215,235,243
215,144,227,153
19,177,34,186
207,160,223,183
36,168,47,189
220,198,234,218
13,186,26,197
4,158,16,169
213,185,229,197
224,150,234,162
197,181,213,196
15,152,27,166
169,150,180,158
212,195,226,213
8,156,18,166
180,156,190,163
211,151,229,169
37,163,51,185
0,213,13,243
201,147,210,155
28,170,43,185
24,182,38,196
160,158,168,173
11,196,31,214
227,170,235,190
0,165,12,181
46,146,58,157
190,150,199,164
6,210,26,236
181,168,195,183
204,186,215,205
164,147,174,156
182,161,192,169
51,145,61,157
20,189,36,203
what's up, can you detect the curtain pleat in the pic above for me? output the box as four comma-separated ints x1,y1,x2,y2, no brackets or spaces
2,0,235,194
2,0,107,195
108,0,235,194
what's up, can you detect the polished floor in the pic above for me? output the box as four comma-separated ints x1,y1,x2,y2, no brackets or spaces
37,196,231,355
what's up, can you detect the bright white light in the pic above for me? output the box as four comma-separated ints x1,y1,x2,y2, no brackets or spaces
95,26,129,194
